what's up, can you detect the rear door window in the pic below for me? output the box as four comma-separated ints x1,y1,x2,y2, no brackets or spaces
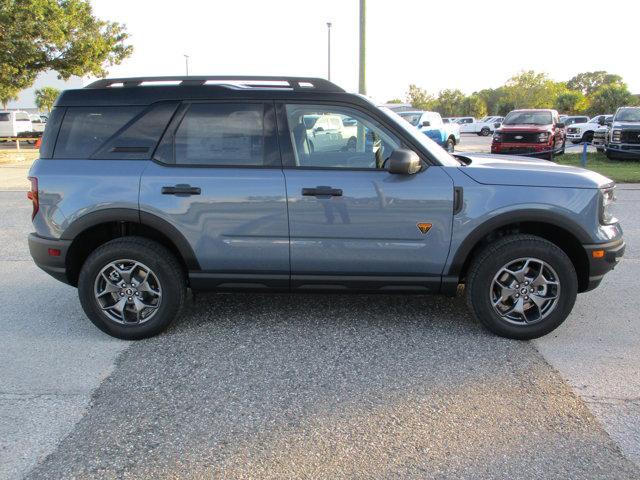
54,106,143,158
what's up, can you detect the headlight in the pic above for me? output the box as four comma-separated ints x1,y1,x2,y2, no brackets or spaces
537,132,550,143
493,133,502,142
611,129,622,143
600,186,617,225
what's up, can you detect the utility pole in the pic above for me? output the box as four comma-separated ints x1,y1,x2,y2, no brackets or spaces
358,0,366,95
184,55,190,76
326,22,332,81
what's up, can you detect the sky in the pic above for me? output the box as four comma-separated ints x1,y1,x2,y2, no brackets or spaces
11,0,640,107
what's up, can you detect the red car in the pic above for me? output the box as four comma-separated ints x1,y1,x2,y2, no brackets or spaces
491,109,565,160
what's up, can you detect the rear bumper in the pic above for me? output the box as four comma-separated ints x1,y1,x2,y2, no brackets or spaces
583,238,625,292
28,233,72,285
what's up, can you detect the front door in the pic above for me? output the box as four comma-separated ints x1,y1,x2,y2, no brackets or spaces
139,101,289,289
278,102,454,292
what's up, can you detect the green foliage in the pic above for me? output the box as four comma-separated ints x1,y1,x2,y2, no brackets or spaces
567,71,624,96
588,84,635,115
406,84,436,111
34,86,60,112
386,98,403,104
554,90,589,114
0,0,133,92
461,94,487,118
432,89,466,117
503,71,564,110
0,84,19,109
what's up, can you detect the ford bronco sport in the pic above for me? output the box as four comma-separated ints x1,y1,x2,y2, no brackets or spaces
28,76,625,340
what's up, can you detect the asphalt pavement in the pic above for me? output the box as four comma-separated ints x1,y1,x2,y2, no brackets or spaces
0,177,638,478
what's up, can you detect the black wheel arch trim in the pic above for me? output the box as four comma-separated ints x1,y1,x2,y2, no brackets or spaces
60,208,200,270
446,209,592,277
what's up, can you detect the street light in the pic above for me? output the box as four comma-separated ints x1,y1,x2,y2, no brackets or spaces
184,55,190,76
326,22,332,81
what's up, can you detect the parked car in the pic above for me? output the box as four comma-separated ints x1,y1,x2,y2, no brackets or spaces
455,117,477,132
491,109,566,159
563,116,589,127
606,106,640,160
303,114,357,152
397,110,460,152
469,116,505,136
29,114,46,134
0,110,33,138
28,76,624,341
592,126,609,153
566,115,612,144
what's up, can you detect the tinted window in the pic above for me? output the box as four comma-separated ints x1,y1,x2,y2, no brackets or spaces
0,113,9,122
286,104,401,169
39,107,65,159
54,107,143,158
174,103,265,166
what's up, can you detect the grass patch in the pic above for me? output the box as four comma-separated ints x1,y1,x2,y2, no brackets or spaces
558,152,640,183
0,149,39,164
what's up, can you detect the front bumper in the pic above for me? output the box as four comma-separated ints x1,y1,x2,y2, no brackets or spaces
491,142,552,156
28,233,72,285
566,132,583,141
583,238,625,291
607,143,640,158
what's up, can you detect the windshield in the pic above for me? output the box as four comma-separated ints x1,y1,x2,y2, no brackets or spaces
615,108,640,122
398,112,422,127
503,111,552,125
377,106,460,167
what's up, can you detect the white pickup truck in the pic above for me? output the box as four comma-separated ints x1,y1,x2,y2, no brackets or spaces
458,116,504,135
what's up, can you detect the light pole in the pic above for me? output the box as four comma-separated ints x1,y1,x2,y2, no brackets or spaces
358,0,366,95
326,22,332,81
184,55,190,76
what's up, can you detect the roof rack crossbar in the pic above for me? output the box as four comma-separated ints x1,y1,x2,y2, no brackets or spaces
85,76,344,93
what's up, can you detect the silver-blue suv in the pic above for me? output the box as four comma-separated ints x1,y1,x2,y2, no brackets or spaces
27,76,625,340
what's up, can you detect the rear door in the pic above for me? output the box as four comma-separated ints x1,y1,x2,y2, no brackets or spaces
278,102,454,292
139,101,290,289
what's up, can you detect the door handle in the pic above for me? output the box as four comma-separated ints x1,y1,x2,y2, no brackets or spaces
301,186,343,197
161,184,201,196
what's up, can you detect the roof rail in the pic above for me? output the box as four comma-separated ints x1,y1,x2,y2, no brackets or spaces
85,76,345,93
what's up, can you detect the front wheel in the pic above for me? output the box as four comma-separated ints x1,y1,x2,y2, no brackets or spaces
480,127,491,136
445,138,455,153
466,234,577,340
78,237,186,340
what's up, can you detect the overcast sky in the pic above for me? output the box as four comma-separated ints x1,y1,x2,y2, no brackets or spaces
11,0,640,108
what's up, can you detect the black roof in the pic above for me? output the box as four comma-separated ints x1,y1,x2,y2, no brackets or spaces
55,76,358,107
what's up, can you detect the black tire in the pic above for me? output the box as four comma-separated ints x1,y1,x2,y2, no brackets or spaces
78,237,186,340
445,137,455,153
581,131,594,143
480,127,491,136
465,234,578,340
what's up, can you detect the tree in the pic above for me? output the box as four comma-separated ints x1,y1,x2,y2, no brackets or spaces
34,87,60,113
386,98,403,104
433,89,466,117
461,94,487,118
0,85,19,109
406,84,435,110
588,84,634,115
476,87,512,115
503,71,564,110
567,71,624,96
0,0,133,93
554,90,589,114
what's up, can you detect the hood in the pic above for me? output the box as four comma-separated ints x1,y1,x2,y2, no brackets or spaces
455,153,612,189
566,121,597,130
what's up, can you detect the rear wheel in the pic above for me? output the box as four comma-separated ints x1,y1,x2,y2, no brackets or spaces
78,237,186,340
466,234,577,340
480,127,491,136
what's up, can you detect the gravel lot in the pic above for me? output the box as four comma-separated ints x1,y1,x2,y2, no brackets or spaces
0,167,638,478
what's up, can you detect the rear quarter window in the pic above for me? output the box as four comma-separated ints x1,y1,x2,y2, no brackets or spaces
54,106,143,158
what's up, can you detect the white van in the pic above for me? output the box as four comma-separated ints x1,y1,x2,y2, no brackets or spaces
0,111,33,138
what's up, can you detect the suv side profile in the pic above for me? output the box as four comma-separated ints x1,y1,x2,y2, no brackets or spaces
28,76,625,340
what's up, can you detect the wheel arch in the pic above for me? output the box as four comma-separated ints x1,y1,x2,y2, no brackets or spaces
448,211,591,293
62,209,199,286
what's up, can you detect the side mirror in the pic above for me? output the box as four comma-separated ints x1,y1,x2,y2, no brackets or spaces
556,122,565,128
387,149,422,175
597,118,605,125
422,120,431,127
314,126,324,133
494,122,501,128
606,119,613,126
